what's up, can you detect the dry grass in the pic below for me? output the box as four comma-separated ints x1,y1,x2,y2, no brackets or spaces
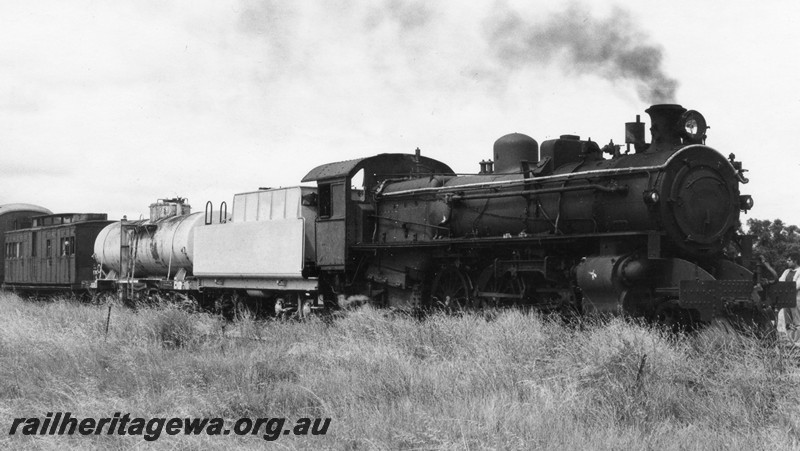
1,292,800,450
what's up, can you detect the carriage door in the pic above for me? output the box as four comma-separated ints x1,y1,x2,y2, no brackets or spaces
315,179,347,269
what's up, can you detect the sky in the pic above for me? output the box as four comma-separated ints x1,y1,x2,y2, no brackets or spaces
1,0,799,228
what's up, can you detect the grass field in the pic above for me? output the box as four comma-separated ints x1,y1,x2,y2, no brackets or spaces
1,292,800,450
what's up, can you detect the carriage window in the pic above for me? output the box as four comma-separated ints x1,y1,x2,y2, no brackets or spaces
60,237,75,256
5,242,20,259
46,239,52,258
31,232,37,257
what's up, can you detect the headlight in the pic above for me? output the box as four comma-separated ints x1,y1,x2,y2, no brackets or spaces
679,110,707,144
684,118,698,135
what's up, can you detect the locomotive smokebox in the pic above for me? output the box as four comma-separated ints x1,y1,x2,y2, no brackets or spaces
493,133,538,173
645,104,687,150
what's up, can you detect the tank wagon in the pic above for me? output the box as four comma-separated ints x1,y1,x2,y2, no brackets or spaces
92,198,205,295
89,190,320,315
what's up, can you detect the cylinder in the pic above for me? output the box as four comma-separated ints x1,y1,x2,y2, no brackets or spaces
94,212,205,277
576,256,622,315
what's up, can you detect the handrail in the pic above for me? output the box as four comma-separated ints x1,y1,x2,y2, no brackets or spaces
220,201,227,224
204,201,213,225
448,183,627,202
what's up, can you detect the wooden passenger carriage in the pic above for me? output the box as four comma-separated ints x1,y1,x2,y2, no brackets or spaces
3,213,112,292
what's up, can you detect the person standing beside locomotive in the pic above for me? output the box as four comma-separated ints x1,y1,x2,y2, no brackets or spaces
776,252,800,342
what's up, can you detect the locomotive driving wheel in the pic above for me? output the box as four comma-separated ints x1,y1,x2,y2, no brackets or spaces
431,266,472,312
476,267,525,308
655,299,697,332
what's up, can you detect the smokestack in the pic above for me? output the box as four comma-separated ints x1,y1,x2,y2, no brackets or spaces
645,104,686,151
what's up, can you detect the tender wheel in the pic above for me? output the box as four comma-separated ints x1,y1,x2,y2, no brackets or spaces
431,266,472,312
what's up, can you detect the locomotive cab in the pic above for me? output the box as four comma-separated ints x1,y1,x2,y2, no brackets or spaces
302,153,455,270
302,153,455,300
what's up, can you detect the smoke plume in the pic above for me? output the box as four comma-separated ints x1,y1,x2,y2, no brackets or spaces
485,2,678,103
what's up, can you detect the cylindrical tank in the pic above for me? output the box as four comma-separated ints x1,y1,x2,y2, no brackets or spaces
94,209,206,278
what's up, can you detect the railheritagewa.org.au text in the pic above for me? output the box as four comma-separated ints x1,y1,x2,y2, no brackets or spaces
9,412,331,442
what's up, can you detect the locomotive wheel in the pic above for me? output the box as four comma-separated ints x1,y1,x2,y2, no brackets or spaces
655,299,696,332
476,268,524,308
431,266,472,312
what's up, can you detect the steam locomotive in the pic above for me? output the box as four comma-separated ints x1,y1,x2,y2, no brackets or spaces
3,104,795,325
305,103,794,324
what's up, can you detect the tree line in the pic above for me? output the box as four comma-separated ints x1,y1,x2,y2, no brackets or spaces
746,218,800,275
